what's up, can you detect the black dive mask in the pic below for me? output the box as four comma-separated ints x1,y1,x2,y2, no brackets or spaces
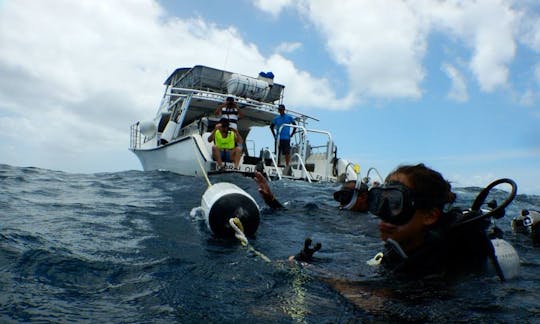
367,181,417,225
333,180,434,225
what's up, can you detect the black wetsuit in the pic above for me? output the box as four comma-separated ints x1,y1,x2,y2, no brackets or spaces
380,210,493,281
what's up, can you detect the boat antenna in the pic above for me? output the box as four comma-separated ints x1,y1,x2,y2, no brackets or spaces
192,137,212,188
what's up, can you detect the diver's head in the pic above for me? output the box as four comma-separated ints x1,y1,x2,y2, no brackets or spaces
219,118,230,130
333,180,368,211
278,104,286,115
373,164,456,252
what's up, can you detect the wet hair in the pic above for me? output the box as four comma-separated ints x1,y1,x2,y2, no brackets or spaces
386,163,456,210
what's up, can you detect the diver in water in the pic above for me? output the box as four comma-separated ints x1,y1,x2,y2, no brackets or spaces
255,163,518,281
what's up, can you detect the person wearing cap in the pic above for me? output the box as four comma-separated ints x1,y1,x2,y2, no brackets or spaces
255,164,505,281
208,118,243,170
214,96,242,130
270,104,296,166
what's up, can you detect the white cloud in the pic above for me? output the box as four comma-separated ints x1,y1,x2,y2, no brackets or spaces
519,89,534,106
266,55,356,110
300,0,427,99
275,42,302,54
416,0,517,92
442,63,468,102
516,5,540,51
277,0,522,98
252,0,294,17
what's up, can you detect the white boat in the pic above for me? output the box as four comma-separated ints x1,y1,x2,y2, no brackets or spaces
129,65,359,182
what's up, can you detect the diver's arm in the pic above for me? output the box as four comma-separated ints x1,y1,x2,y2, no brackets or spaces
254,171,284,209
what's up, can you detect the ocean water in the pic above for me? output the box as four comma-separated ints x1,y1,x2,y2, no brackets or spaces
1,163,540,323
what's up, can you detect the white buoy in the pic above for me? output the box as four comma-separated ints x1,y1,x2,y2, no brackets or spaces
201,182,260,238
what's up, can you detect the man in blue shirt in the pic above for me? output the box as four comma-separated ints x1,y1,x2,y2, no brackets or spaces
270,104,296,166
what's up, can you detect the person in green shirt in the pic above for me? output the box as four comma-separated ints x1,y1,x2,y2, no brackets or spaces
208,118,243,170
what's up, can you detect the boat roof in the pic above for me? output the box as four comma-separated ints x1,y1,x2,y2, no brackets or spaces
162,65,319,125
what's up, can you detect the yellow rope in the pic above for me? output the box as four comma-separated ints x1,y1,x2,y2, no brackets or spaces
229,217,271,263
229,217,248,246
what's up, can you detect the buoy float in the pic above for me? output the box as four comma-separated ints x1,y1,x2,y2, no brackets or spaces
201,182,260,238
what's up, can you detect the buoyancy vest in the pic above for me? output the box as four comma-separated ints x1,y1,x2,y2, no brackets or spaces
215,130,235,149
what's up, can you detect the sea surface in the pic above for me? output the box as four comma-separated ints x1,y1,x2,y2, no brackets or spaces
1,163,540,323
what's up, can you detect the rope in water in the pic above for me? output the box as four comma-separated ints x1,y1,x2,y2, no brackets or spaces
229,217,271,263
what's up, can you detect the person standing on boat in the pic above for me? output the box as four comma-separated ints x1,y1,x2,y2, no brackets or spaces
214,96,242,130
208,118,243,170
270,104,296,166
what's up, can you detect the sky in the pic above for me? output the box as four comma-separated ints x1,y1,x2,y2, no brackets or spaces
0,0,539,194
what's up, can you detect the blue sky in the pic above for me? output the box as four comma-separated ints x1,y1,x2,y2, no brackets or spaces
0,0,539,194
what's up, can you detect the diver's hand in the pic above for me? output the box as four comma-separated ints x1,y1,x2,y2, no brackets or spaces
255,171,274,202
292,238,322,262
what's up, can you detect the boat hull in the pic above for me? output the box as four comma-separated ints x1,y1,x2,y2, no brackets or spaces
131,135,211,177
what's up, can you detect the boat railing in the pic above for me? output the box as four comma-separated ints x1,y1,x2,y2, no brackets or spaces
245,140,256,157
169,87,277,110
276,124,334,181
259,148,282,181
164,87,319,122
130,123,141,149
167,65,286,103
290,152,312,183
307,144,327,154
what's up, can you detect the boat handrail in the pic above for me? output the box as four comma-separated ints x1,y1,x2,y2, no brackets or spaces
129,123,141,149
303,128,334,181
260,148,282,181
290,152,312,183
276,124,334,181
245,140,256,157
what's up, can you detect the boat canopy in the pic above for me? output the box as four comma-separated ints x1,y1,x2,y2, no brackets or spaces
163,65,286,103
